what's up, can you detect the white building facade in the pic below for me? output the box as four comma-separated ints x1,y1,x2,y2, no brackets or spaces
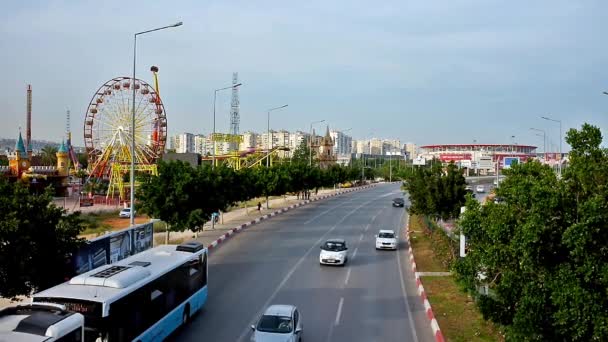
174,133,195,153
330,130,353,157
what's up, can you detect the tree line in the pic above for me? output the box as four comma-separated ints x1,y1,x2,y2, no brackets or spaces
402,125,608,340
402,161,467,220
454,123,608,341
136,160,364,241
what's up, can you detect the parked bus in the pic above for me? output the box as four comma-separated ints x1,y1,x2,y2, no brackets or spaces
32,241,208,342
0,303,85,341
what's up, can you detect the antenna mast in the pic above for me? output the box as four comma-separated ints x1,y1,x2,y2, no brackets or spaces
229,72,240,151
26,85,32,157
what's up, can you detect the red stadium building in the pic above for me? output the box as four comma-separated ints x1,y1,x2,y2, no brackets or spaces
419,144,537,170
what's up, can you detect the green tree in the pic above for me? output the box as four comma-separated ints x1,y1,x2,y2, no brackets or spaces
137,161,207,242
292,139,312,165
0,178,85,297
77,153,88,169
454,123,608,341
40,145,58,166
403,161,465,220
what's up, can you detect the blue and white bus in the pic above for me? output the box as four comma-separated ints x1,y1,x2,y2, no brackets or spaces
0,303,85,342
32,241,208,342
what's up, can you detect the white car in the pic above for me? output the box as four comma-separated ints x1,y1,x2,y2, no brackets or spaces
375,230,398,250
119,208,134,218
476,185,485,193
251,304,303,342
319,239,348,266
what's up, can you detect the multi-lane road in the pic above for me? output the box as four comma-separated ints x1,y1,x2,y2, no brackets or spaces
171,183,435,342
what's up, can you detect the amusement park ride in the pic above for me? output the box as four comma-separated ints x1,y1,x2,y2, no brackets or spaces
83,66,166,200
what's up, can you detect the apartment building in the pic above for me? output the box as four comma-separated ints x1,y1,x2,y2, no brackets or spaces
174,133,195,153
330,130,353,156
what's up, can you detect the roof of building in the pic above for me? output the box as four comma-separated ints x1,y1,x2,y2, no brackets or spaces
57,141,67,153
420,144,536,149
15,133,26,154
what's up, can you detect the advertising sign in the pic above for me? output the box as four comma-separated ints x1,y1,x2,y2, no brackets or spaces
478,157,493,169
133,224,154,254
503,157,520,169
459,160,472,168
439,153,472,162
413,157,426,166
71,222,154,276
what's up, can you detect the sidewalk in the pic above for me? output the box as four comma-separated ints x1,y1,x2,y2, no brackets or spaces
153,188,345,246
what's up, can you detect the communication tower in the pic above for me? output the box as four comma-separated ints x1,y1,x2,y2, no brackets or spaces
229,72,240,151
26,85,32,157
65,108,79,169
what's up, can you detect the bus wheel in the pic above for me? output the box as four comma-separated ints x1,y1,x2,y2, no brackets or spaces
182,305,190,325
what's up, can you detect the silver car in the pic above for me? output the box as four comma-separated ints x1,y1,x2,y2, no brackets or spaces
251,304,303,342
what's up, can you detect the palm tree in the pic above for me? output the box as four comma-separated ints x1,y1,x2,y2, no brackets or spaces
40,145,58,166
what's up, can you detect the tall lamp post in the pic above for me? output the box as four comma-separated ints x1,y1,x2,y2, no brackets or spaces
530,127,546,160
309,119,325,167
361,133,374,183
212,83,242,169
266,105,288,167
130,21,182,226
541,116,562,177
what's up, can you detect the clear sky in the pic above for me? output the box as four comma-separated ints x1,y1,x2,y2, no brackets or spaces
2,0,607,151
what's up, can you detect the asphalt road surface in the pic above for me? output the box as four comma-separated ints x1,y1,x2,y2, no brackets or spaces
170,183,435,342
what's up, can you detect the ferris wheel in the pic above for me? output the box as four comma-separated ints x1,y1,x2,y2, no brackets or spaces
84,76,167,179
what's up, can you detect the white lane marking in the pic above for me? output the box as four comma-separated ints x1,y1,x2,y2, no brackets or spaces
303,197,354,224
352,247,358,260
359,233,364,242
237,197,377,342
364,224,370,232
396,211,419,342
334,297,344,326
344,268,352,286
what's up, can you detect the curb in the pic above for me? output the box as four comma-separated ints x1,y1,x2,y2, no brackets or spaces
404,224,445,342
206,185,377,251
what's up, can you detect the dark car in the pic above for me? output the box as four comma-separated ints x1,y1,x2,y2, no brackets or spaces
392,198,405,207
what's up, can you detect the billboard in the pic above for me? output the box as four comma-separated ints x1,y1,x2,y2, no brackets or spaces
459,160,472,168
439,153,472,162
413,157,426,166
503,157,520,169
478,157,493,169
71,222,154,275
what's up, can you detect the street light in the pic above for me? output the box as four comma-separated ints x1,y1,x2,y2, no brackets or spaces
541,116,562,177
130,21,182,226
309,119,325,167
267,105,288,167
530,127,546,159
361,132,374,183
212,83,242,169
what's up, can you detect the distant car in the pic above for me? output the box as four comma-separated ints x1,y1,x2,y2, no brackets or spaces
119,208,134,218
375,230,398,250
476,185,485,193
494,196,505,204
465,185,472,191
392,198,405,207
251,304,303,342
319,239,348,266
